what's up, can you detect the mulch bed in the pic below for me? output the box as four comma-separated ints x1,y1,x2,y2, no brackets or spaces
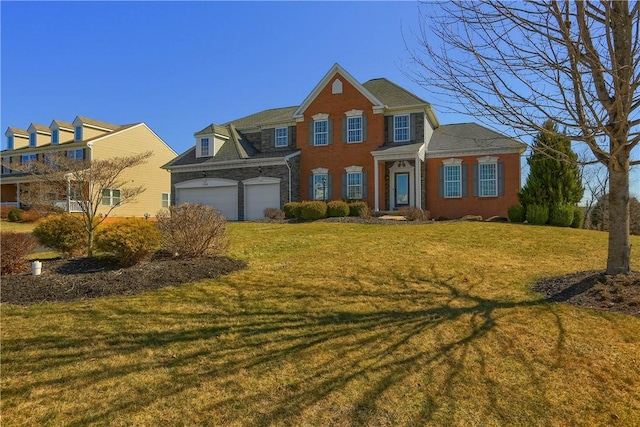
1,254,246,306
532,271,640,317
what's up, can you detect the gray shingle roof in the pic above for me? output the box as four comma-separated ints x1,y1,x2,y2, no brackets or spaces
76,116,120,130
362,78,429,108
223,106,298,130
429,123,525,152
195,124,231,137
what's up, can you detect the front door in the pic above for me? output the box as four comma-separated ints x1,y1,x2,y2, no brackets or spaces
395,173,410,207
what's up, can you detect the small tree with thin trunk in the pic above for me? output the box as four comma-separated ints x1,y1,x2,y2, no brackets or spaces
3,151,152,256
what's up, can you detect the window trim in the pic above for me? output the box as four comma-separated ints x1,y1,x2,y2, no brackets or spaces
29,133,37,148
478,162,498,197
346,171,363,199
101,188,121,206
347,116,363,144
200,137,210,156
7,136,14,150
21,154,37,164
67,149,84,160
275,127,288,147
393,114,410,142
443,160,462,198
52,130,59,144
74,126,83,141
313,172,329,200
314,120,328,146
161,192,170,208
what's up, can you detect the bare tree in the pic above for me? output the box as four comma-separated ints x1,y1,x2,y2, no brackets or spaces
582,164,609,229
3,151,152,256
407,0,639,274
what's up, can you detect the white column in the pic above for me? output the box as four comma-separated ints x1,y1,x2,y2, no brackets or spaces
374,158,379,211
16,182,20,206
415,155,422,209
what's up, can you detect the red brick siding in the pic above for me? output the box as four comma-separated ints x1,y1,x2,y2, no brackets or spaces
425,153,521,219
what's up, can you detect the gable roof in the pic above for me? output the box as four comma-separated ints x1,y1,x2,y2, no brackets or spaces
195,124,231,137
428,123,526,153
50,120,75,130
362,78,429,108
29,123,51,134
75,116,120,131
6,127,29,136
293,63,385,119
224,106,299,131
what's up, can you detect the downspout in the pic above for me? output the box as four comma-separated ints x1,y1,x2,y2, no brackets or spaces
283,151,300,203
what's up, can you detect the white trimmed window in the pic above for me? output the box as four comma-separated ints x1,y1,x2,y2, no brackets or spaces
161,193,170,208
29,133,36,147
52,130,59,144
313,173,328,200
479,163,498,197
200,138,210,156
314,120,328,146
347,172,363,199
74,126,83,141
394,114,409,142
347,116,362,143
444,164,462,198
101,188,121,206
275,127,288,147
7,136,14,150
21,154,37,164
67,149,84,160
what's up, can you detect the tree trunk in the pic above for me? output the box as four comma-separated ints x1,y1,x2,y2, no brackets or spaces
87,228,94,258
606,158,630,275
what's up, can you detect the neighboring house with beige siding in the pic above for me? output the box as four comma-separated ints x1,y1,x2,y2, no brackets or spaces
1,116,177,218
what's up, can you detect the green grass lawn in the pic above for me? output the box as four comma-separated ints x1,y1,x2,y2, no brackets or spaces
2,222,640,426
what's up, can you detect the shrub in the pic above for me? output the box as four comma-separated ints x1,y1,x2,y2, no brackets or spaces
282,202,299,219
399,207,430,221
21,209,42,223
549,204,574,227
0,232,38,276
348,201,368,217
570,205,584,229
7,208,23,222
507,204,525,223
94,218,162,266
264,208,285,220
526,204,549,225
156,203,228,259
300,201,327,220
33,214,87,256
327,200,350,217
1,206,15,219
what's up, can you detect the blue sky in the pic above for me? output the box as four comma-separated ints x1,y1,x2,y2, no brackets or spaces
1,1,638,197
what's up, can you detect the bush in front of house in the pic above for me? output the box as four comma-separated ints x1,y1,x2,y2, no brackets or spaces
507,204,525,223
0,232,38,276
33,214,87,256
156,203,228,259
21,208,42,223
94,218,162,266
327,200,350,217
282,202,299,219
570,205,584,229
348,201,369,217
300,201,327,220
264,208,285,220
549,204,575,227
399,207,430,221
7,208,23,222
526,204,549,225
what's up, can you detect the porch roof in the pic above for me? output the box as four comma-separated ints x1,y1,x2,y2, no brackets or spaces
371,142,425,161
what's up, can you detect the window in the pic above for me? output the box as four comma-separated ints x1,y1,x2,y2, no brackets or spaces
67,149,84,160
21,154,37,164
347,116,362,143
2,157,10,174
347,172,363,199
314,120,328,146
394,114,410,142
52,130,59,144
444,164,462,198
313,173,328,200
478,163,497,197
74,126,83,141
161,193,170,208
200,137,210,156
101,189,121,206
275,127,288,147
7,136,14,150
29,133,36,147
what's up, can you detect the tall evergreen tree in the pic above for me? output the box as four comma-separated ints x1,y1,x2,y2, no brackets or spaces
519,120,584,210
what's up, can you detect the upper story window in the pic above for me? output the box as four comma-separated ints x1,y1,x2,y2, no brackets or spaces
7,136,14,150
314,120,328,146
394,114,410,142
29,133,37,147
275,127,288,147
101,188,121,206
74,126,83,141
347,116,362,143
22,154,37,164
200,138,210,156
68,149,84,160
52,130,59,144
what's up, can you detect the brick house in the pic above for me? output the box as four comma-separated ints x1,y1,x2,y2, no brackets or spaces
162,64,526,220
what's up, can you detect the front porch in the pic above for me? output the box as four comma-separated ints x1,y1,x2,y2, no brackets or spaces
371,143,425,212
0,182,84,213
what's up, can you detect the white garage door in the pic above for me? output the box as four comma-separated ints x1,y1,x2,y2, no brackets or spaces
244,177,281,221
175,178,238,221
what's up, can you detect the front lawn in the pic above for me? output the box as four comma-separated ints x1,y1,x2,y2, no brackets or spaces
2,222,639,426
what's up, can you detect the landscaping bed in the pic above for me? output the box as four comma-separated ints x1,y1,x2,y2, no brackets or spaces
1,254,246,305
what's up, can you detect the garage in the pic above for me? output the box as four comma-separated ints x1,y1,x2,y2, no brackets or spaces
175,178,238,220
244,177,281,221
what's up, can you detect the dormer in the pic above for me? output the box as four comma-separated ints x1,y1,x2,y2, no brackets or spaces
27,123,51,148
49,120,75,144
194,124,230,158
72,116,118,142
4,127,29,150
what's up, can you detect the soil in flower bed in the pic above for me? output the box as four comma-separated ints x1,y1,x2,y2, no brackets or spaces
532,270,640,317
1,254,246,306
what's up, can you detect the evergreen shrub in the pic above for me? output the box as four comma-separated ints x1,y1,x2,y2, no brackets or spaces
94,218,162,266
300,201,327,220
549,204,574,227
7,208,23,222
33,214,86,256
570,206,584,229
327,200,350,217
507,204,525,223
348,201,368,217
283,202,301,219
526,205,549,225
